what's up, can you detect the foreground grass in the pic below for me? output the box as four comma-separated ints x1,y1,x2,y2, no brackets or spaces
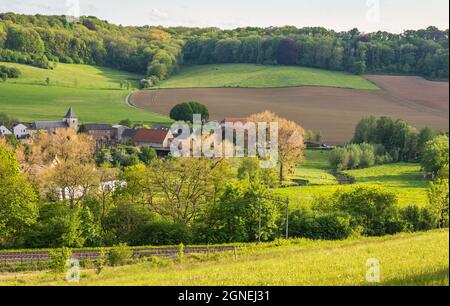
0,62,171,125
160,64,379,90
1,230,447,286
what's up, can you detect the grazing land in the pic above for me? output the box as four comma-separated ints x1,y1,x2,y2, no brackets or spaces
1,230,447,286
292,150,338,186
0,62,171,125
274,150,429,209
159,64,379,90
132,70,448,144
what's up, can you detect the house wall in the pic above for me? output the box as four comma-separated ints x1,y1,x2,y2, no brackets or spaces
13,124,29,138
88,130,114,140
135,141,165,148
0,126,12,136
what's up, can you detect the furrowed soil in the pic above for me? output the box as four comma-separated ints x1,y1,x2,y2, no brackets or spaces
131,75,448,144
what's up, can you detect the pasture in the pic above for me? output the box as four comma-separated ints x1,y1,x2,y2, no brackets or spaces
0,62,171,125
275,151,429,208
159,64,379,90
1,230,447,286
132,72,449,144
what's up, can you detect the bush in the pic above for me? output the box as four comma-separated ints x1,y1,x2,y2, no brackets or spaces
335,186,403,236
289,209,353,240
329,147,350,171
329,143,392,170
131,221,192,246
95,249,107,274
0,65,21,78
48,247,72,273
400,205,436,232
107,243,132,266
178,243,185,263
202,182,281,243
428,179,449,228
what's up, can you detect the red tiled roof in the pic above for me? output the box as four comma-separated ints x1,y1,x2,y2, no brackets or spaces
133,129,170,144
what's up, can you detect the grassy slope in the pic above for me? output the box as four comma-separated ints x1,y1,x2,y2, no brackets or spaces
343,163,429,207
160,64,379,90
0,62,171,125
292,150,338,185
1,230,447,286
275,151,429,209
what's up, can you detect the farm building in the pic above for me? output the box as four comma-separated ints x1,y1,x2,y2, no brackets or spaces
132,128,174,153
79,124,135,147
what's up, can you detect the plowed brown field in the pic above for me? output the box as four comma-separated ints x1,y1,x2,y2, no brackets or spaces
131,76,449,144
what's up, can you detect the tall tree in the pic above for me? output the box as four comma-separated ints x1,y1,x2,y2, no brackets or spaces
0,141,38,245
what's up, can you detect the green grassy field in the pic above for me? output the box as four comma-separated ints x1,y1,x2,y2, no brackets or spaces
159,64,379,90
0,62,171,125
292,150,338,185
275,151,429,209
1,230,447,286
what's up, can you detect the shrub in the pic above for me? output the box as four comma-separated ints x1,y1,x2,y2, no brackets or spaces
95,249,107,274
150,256,172,268
131,221,192,246
428,179,449,228
178,243,185,263
421,135,449,175
329,147,349,171
203,182,281,243
108,243,132,266
48,247,72,274
0,65,21,78
329,143,392,170
289,209,353,240
335,186,402,236
400,205,436,232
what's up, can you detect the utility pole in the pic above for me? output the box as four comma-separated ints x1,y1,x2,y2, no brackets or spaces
285,197,289,240
258,193,262,244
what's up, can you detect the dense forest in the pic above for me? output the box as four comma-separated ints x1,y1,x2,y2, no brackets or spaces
0,13,448,81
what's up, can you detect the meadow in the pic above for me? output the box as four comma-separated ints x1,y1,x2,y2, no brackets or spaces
159,64,379,90
274,150,429,208
0,62,171,125
1,230,447,286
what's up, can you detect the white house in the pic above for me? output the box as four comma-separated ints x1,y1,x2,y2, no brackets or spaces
0,125,12,137
13,123,29,139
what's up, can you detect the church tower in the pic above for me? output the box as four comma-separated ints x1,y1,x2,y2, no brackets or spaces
64,107,78,131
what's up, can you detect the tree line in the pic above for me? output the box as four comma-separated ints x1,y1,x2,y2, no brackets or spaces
0,13,448,81
181,27,449,78
329,115,449,177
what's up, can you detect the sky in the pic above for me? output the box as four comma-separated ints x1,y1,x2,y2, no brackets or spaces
0,0,448,33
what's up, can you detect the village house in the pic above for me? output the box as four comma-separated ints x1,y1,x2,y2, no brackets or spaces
79,124,134,147
8,107,78,140
132,127,174,154
80,124,115,140
121,128,136,144
13,123,30,139
0,125,12,137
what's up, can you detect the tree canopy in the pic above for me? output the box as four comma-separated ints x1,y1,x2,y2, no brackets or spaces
0,13,448,80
